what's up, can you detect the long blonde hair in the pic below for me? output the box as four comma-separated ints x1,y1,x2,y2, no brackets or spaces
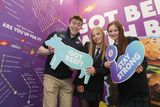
88,26,108,60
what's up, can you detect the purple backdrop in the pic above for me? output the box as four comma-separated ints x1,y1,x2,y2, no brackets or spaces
0,0,76,107
0,0,160,107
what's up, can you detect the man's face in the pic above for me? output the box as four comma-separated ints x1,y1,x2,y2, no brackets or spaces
69,19,83,36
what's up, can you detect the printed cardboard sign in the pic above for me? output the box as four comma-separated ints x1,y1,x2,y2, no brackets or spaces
45,34,93,84
105,41,145,83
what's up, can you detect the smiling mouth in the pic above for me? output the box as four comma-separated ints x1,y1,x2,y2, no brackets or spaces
71,28,77,32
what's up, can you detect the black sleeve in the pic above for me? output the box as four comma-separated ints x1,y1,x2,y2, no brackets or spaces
128,36,139,43
42,32,57,48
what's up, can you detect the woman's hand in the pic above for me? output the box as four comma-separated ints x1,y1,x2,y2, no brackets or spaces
136,65,143,73
86,66,96,76
104,61,111,68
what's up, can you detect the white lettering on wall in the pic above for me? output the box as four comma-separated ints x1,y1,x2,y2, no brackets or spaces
144,20,160,36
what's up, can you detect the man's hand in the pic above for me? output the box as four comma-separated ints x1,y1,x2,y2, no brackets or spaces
48,46,55,54
37,46,55,56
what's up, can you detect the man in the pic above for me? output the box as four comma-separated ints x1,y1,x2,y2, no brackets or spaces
37,15,83,107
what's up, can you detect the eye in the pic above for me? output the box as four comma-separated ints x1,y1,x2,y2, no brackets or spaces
114,29,119,32
92,34,95,37
96,32,100,35
71,21,76,24
108,30,112,33
77,24,82,28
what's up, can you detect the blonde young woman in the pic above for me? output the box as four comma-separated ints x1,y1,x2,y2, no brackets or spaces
74,26,110,107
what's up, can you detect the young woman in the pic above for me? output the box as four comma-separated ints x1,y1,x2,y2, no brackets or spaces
105,20,150,107
74,26,110,107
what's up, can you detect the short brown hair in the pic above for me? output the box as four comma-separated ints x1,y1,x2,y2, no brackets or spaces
69,15,83,23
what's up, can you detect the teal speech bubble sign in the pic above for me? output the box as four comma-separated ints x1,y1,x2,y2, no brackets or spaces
45,34,93,84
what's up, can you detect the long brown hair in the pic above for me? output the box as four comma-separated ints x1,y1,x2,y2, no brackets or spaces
88,26,108,60
107,20,128,56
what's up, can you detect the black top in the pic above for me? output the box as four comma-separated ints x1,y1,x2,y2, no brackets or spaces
42,28,83,79
74,42,110,101
117,37,149,99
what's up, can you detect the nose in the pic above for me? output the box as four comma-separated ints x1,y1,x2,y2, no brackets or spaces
111,31,116,36
74,23,78,27
94,35,99,39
